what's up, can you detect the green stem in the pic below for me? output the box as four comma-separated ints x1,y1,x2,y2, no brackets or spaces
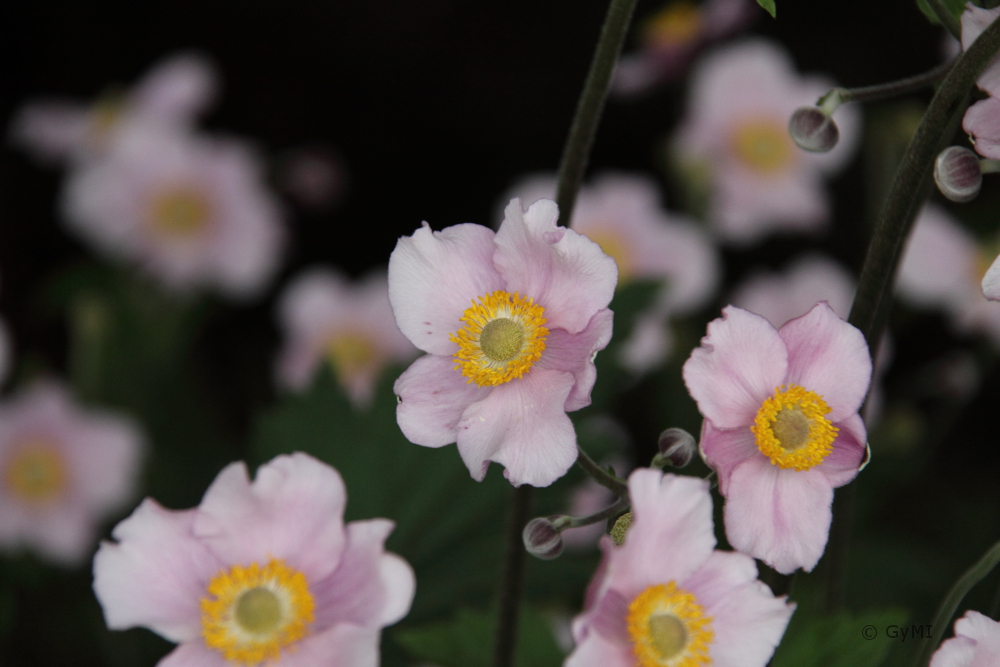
576,445,629,497
818,60,953,113
566,494,631,529
554,0,640,227
926,0,963,40
492,486,533,667
913,540,1000,667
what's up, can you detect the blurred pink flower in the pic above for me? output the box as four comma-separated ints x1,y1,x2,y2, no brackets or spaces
503,172,719,372
566,469,793,667
729,254,855,327
962,4,1000,98
930,610,1000,667
275,267,417,408
683,304,871,573
389,198,617,487
276,146,348,212
9,52,217,165
898,205,1000,346
61,125,285,299
672,39,860,245
93,452,415,667
963,96,1000,159
612,0,755,97
0,381,143,565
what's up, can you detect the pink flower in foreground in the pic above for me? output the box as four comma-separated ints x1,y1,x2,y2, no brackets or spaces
504,172,719,372
566,469,793,667
275,267,417,408
9,52,216,165
683,304,871,573
93,452,415,667
389,199,617,487
672,39,860,245
61,125,285,299
0,381,143,565
930,610,1000,667
961,4,1000,158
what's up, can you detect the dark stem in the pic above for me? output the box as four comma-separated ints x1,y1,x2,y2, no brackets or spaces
826,59,954,106
492,486,533,667
926,0,962,40
554,0,640,227
913,540,1000,667
567,494,631,529
576,445,629,497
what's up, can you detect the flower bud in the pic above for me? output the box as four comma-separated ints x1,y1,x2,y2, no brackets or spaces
934,146,982,203
654,427,697,468
610,512,633,546
788,106,839,153
523,517,564,560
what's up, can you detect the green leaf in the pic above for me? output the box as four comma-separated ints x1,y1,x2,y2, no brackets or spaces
395,606,565,667
916,0,966,25
756,0,776,18
770,608,909,667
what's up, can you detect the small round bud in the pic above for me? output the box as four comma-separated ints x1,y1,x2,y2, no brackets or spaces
523,517,564,560
654,427,697,468
934,146,982,203
788,107,839,153
610,512,632,546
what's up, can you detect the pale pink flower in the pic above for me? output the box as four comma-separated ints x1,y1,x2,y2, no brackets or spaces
682,304,871,573
566,469,793,667
61,125,285,299
275,267,417,408
389,199,617,487
9,52,216,165
0,381,143,565
672,39,860,245
930,610,1000,667
898,205,1000,346
93,452,415,667
503,172,719,372
729,254,855,327
612,0,755,97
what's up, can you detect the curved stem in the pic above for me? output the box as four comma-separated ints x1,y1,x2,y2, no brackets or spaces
819,59,954,112
567,494,631,529
576,445,629,497
913,541,1000,667
554,0,640,228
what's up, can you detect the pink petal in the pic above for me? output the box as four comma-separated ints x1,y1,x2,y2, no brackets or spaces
586,588,631,646
93,499,220,642
698,419,759,496
538,308,614,411
157,642,230,667
493,199,618,334
984,253,1000,301
682,306,788,428
192,454,347,582
963,6,1000,97
778,302,872,422
7,100,91,163
929,636,977,667
564,630,634,667
685,551,794,667
130,52,218,124
280,623,381,667
455,368,577,487
394,354,492,447
618,311,671,374
388,222,504,355
963,97,1000,159
724,457,833,574
816,413,867,488
897,205,979,308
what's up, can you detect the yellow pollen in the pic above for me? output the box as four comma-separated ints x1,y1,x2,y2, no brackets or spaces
730,118,795,174
586,230,633,283
3,441,67,503
201,559,314,666
752,385,838,470
449,291,548,387
148,188,211,238
326,332,379,383
627,582,713,667
643,0,703,48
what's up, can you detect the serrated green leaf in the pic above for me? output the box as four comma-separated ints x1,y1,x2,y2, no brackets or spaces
770,608,909,667
757,0,776,18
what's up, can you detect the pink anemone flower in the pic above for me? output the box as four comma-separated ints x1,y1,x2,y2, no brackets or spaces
388,198,617,487
0,381,143,565
671,39,860,245
682,304,871,574
960,5,1000,159
930,610,1000,667
93,452,415,667
275,267,417,408
566,469,794,667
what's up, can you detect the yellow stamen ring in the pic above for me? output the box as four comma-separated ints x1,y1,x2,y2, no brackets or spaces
201,559,314,665
449,290,548,387
3,441,67,503
627,582,713,667
752,384,838,470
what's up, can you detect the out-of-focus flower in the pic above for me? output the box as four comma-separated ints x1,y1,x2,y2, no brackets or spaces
0,381,143,565
61,125,285,299
504,172,719,372
929,610,1000,667
683,304,871,573
276,146,348,212
729,254,855,327
612,0,755,97
389,199,617,487
566,469,793,667
9,52,216,165
275,267,417,408
93,452,415,667
672,39,860,245
898,205,1000,346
